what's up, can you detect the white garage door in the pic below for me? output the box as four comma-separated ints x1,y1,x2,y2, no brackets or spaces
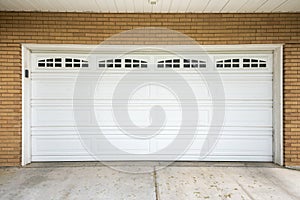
30,50,273,162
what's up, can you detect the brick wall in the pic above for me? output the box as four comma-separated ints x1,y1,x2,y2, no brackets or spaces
0,12,299,166
283,44,300,166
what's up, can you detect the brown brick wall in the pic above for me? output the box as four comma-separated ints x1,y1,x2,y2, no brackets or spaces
283,44,300,166
0,12,299,166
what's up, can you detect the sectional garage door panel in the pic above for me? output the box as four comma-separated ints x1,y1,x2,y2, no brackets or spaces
32,134,272,161
32,128,272,161
31,104,272,127
30,53,273,162
31,74,272,100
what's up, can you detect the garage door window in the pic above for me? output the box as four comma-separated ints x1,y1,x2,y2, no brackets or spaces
216,58,267,69
37,57,88,68
98,58,147,68
242,59,267,68
99,59,122,68
125,59,147,68
157,58,206,68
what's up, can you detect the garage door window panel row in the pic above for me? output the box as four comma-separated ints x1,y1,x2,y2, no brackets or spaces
216,58,268,69
37,57,89,68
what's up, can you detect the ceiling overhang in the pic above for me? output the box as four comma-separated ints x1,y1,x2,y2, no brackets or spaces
0,0,299,13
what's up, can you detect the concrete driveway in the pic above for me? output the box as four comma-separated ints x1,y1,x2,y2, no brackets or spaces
0,162,299,200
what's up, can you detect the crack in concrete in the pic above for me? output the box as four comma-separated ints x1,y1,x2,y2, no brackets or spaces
236,181,255,200
153,167,159,200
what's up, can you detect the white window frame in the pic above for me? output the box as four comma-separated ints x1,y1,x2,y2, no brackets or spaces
22,44,283,166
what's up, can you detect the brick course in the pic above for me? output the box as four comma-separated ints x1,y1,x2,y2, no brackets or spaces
0,12,299,166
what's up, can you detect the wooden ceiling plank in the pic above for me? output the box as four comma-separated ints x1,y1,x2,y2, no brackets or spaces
221,0,248,12
238,0,269,12
160,0,172,12
273,0,300,12
187,0,210,12
205,0,230,12
256,0,287,12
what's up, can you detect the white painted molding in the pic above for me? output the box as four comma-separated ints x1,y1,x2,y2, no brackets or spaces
23,44,281,54
22,45,32,166
273,45,284,166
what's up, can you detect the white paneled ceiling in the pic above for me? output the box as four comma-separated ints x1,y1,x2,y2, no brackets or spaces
0,0,299,13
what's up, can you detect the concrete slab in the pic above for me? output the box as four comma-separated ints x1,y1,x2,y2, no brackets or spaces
26,161,278,168
25,161,160,168
0,166,155,200
0,163,299,200
156,166,300,200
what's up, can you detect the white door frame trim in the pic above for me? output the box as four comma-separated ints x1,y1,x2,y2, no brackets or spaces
21,44,283,166
22,45,32,166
